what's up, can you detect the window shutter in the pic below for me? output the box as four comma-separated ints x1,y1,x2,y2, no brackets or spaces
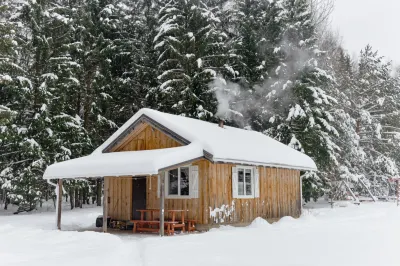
189,165,199,198
254,166,260,198
232,166,238,198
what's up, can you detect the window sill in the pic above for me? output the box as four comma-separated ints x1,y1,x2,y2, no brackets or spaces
165,195,192,199
234,195,255,199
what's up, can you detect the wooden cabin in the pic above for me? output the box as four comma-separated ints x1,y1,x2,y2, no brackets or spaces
44,108,317,233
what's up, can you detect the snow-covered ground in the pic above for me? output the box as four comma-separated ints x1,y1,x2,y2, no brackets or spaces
1,201,400,266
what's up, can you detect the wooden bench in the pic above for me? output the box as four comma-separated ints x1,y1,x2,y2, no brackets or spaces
186,220,196,232
131,220,160,233
164,221,179,235
132,209,188,235
131,220,182,235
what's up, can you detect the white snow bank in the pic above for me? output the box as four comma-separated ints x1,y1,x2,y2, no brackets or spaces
93,108,317,171
248,217,271,228
141,203,400,266
0,207,142,266
2,202,400,266
43,142,203,179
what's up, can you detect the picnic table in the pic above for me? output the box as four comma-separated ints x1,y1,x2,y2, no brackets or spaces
131,209,188,235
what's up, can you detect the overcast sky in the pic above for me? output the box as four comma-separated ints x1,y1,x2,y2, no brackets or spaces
331,0,400,66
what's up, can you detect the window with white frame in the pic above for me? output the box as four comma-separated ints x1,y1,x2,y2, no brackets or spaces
157,165,199,199
167,167,190,196
232,166,259,199
238,167,253,196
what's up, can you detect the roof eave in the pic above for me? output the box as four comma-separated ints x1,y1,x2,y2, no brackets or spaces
213,157,317,172
102,114,191,153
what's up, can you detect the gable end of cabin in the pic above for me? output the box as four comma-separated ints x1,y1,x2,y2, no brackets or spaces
103,114,191,153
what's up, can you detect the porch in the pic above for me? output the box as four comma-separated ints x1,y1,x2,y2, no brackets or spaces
43,142,204,236
102,208,196,235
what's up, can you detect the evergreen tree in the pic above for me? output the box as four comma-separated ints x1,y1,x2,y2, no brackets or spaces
261,0,338,201
352,46,400,196
0,0,91,210
2,0,400,206
222,0,283,127
154,0,233,119
108,0,160,124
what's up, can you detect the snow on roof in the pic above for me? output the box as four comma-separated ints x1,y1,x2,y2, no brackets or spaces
43,142,203,179
93,108,317,171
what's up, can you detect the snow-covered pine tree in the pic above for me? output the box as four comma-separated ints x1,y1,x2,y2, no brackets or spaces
319,44,366,199
0,0,92,210
68,0,118,147
106,0,160,125
0,1,21,122
226,0,284,128
351,46,400,196
0,1,43,210
154,0,234,120
0,2,23,208
43,0,116,207
259,0,338,201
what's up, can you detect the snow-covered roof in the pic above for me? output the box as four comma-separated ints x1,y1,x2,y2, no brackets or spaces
44,108,317,179
94,108,317,171
43,142,203,179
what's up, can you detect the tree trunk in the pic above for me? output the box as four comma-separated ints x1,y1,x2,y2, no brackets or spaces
79,189,83,208
86,187,90,204
69,187,75,210
83,70,94,129
75,187,80,208
4,190,8,210
82,188,86,205
356,119,361,135
96,179,102,206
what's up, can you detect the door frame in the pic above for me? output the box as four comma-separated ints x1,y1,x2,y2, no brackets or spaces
132,177,147,220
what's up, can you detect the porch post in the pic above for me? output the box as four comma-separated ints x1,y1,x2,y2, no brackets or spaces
299,174,303,216
160,172,165,237
103,177,108,233
57,178,63,230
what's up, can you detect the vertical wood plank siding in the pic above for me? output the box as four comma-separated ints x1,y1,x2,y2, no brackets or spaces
106,124,182,220
106,122,301,223
146,160,205,223
146,160,301,225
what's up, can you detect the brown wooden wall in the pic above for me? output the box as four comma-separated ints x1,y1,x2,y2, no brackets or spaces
105,176,132,221
146,160,301,225
203,163,301,224
106,123,182,220
106,122,301,224
116,123,181,152
146,160,205,222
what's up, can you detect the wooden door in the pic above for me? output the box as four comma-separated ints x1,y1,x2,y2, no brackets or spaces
132,177,147,220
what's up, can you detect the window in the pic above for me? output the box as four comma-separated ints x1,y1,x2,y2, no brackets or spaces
238,168,252,196
233,166,259,199
157,165,199,199
167,166,190,197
